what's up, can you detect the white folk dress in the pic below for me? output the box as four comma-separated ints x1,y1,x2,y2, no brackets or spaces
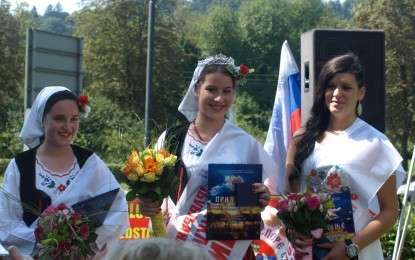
300,118,405,259
0,153,129,256
158,120,279,260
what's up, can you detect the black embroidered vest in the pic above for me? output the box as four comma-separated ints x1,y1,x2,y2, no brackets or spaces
164,123,190,204
14,145,93,226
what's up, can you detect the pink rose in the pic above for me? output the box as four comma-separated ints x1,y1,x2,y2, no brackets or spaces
306,195,320,211
287,193,302,201
275,199,289,212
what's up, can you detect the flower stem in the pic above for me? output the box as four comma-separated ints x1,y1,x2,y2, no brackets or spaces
150,211,166,237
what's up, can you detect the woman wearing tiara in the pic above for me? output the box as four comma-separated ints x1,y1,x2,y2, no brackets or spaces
0,86,129,257
138,54,281,259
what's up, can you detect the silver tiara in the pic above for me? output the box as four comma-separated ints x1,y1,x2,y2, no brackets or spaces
197,54,236,67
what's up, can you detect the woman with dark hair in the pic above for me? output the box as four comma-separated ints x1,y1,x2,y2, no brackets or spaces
0,86,128,257
138,54,280,259
286,53,405,259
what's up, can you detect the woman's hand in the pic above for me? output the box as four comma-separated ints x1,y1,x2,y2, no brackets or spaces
318,242,349,260
8,246,33,260
137,198,161,217
252,183,270,209
285,229,313,258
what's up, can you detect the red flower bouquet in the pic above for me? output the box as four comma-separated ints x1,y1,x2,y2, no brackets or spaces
35,203,97,259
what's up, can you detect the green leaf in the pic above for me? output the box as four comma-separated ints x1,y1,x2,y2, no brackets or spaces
126,190,136,201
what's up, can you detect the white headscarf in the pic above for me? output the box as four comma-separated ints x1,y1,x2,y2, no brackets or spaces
178,54,239,122
19,86,71,149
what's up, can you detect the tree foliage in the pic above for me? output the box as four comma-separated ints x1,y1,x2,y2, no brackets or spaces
353,0,415,165
74,0,188,127
0,0,24,130
193,5,242,59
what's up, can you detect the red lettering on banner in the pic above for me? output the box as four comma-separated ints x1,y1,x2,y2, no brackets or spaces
188,186,208,214
176,214,196,240
175,186,208,241
193,231,208,245
197,218,207,233
209,240,235,260
182,215,196,233
192,218,208,245
176,230,188,241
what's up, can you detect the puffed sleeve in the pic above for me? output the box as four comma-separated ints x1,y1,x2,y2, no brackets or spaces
0,159,36,256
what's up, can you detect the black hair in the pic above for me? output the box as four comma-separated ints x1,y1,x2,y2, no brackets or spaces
197,64,237,88
291,53,365,181
43,90,79,120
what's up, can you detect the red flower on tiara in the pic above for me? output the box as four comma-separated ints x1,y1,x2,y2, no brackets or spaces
239,64,251,76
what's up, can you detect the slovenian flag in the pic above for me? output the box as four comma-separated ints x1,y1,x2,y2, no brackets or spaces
264,41,301,194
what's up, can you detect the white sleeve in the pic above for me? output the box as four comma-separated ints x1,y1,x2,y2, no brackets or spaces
93,156,129,249
0,159,36,256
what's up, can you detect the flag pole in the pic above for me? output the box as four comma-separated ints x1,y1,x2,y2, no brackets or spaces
144,0,155,147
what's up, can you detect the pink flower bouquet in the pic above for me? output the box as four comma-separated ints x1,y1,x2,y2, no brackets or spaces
275,193,335,236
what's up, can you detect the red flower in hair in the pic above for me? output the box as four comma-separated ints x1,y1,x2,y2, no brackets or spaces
78,95,89,106
239,64,250,75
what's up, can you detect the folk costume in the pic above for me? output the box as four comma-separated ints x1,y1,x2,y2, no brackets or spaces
158,55,280,259
300,117,405,259
0,87,128,256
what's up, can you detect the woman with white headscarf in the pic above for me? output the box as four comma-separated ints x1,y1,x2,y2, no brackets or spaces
138,54,281,259
0,86,128,257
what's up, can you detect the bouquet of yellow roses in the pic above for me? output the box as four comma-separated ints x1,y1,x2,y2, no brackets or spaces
123,147,178,236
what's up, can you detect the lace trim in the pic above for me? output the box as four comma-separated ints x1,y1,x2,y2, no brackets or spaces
36,157,77,177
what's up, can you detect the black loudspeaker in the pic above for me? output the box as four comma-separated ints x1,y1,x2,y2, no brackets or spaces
301,29,385,132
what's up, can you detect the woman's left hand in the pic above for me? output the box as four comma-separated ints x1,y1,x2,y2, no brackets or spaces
252,183,270,209
318,241,349,260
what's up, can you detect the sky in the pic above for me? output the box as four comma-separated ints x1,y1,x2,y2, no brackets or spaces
10,0,81,14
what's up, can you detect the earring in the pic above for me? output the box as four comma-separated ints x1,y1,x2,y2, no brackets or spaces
357,101,363,116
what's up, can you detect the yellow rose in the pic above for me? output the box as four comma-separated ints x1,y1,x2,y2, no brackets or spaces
141,172,156,183
126,172,139,181
164,154,177,167
155,163,164,175
133,163,145,177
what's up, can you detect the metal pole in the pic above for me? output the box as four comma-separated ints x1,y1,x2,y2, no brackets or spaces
144,0,155,147
393,145,415,260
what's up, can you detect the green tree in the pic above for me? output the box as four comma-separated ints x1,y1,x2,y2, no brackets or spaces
353,0,415,165
193,5,242,59
0,0,24,130
74,0,187,127
75,91,146,163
